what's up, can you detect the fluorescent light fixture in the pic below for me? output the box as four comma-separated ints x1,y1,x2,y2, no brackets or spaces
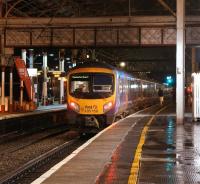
27,68,38,77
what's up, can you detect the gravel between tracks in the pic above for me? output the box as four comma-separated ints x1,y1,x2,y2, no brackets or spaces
0,130,79,179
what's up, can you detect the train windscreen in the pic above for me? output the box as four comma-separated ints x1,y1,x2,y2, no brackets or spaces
69,73,114,99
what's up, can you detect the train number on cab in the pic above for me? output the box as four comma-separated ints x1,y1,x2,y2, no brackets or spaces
83,105,98,113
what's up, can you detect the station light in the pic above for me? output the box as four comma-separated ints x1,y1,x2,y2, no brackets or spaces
120,62,126,68
27,68,38,77
165,75,174,86
86,54,90,59
49,53,54,57
131,84,138,89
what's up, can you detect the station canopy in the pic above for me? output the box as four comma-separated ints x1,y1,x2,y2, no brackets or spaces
2,0,200,18
2,0,198,83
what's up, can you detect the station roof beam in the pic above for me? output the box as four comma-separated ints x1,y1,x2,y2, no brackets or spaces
157,0,176,17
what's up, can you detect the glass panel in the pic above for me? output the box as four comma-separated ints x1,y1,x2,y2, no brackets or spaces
70,74,90,93
93,74,113,93
69,73,114,99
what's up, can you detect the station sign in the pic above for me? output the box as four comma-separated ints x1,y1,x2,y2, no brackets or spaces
15,57,33,101
27,68,38,77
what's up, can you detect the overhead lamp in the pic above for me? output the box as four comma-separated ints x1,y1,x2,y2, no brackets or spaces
120,62,126,68
54,74,60,78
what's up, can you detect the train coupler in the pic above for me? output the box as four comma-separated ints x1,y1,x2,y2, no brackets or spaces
85,116,99,128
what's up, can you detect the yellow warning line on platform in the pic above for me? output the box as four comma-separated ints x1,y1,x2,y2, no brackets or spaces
128,106,167,184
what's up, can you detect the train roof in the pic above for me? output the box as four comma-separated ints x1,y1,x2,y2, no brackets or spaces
70,61,116,70
67,61,164,86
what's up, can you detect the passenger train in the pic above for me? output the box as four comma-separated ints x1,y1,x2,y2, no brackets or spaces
66,61,165,132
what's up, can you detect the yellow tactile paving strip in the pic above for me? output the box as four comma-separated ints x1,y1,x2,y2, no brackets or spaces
128,106,167,184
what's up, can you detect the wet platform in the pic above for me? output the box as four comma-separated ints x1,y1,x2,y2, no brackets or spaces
32,104,200,184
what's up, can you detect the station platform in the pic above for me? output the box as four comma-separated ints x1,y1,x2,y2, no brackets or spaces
31,104,200,184
0,104,67,120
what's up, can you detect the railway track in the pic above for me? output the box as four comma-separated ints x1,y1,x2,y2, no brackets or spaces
0,124,88,184
0,126,69,156
0,138,85,184
0,123,72,144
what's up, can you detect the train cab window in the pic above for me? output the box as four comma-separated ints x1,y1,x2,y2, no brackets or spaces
69,73,114,99
93,74,113,93
72,82,89,93
70,74,90,97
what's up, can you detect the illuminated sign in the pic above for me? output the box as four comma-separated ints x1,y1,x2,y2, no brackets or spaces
27,68,38,77
72,76,89,79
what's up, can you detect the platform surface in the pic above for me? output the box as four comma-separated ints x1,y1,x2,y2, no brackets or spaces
32,105,200,184
0,104,67,120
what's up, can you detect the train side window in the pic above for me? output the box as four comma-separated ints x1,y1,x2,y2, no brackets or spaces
142,82,148,97
119,77,123,93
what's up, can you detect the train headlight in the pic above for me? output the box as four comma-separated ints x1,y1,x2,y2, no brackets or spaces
103,102,113,112
69,102,80,112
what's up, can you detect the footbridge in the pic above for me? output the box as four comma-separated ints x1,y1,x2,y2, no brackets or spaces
1,16,200,48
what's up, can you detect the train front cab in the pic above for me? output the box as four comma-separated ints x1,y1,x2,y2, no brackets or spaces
66,68,117,131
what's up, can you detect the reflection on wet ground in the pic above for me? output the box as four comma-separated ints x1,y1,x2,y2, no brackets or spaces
96,105,200,184
139,107,200,183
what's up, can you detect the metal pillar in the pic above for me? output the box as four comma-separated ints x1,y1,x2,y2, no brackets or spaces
0,0,3,18
0,25,5,112
20,80,23,109
60,78,64,104
42,52,48,106
29,49,34,68
72,49,77,67
29,49,34,102
20,49,24,109
21,49,26,64
128,0,131,17
192,48,196,73
9,67,13,112
91,49,96,60
59,58,64,104
176,0,185,123
59,58,64,72
1,66,5,112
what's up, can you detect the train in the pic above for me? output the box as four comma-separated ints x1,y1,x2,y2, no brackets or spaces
66,61,165,132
